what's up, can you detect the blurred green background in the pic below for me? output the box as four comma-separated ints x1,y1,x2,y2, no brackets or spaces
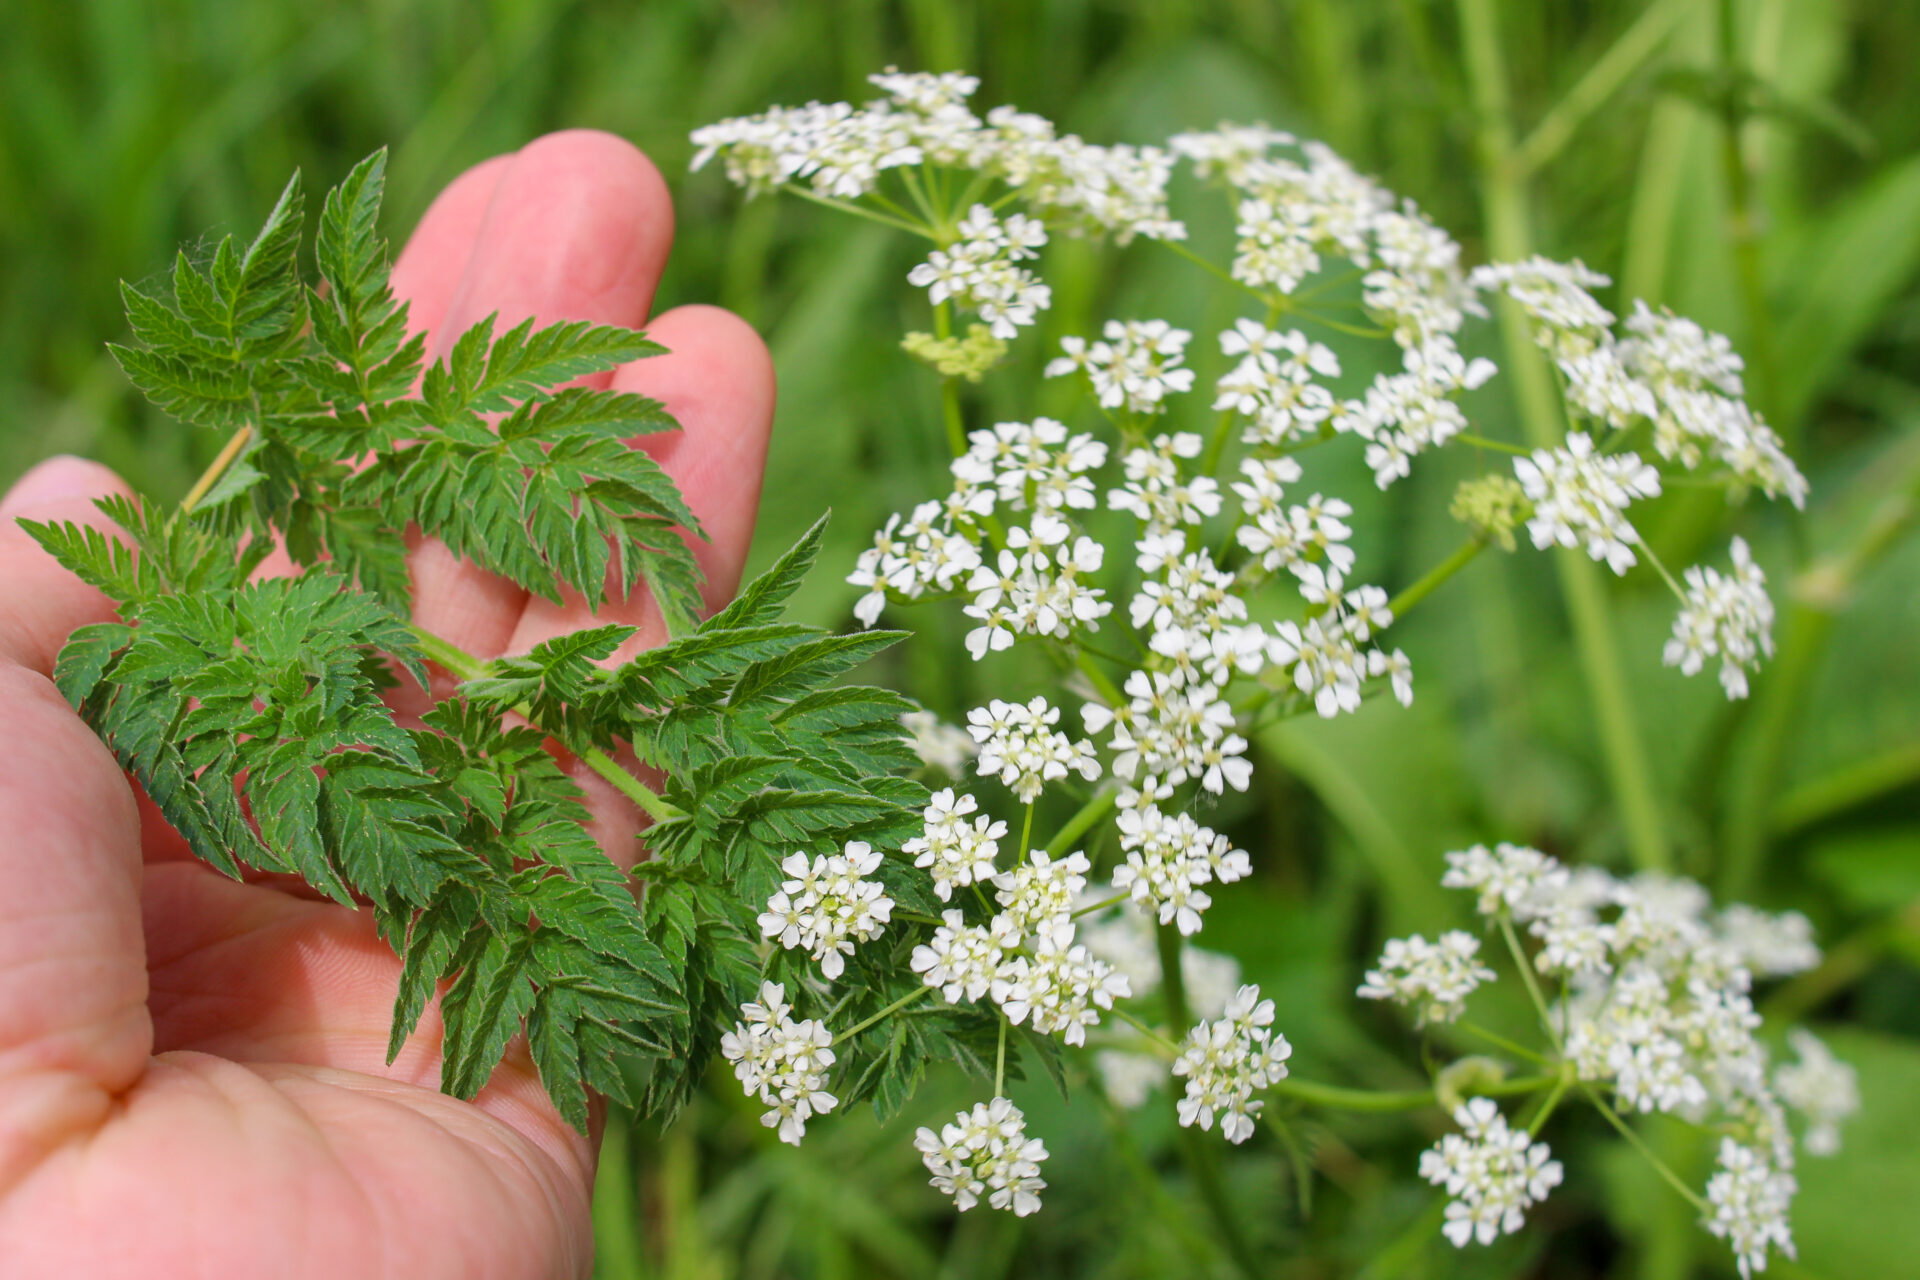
4,1,1919,1276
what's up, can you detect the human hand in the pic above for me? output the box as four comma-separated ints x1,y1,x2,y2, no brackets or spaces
0,131,773,1279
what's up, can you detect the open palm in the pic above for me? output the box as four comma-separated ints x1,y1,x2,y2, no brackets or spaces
0,131,774,1279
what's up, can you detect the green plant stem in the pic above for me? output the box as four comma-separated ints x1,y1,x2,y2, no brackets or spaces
1074,648,1125,706
1582,1083,1710,1214
1523,1066,1574,1132
1457,0,1671,874
1158,236,1264,301
1273,1071,1554,1114
1499,915,1561,1049
1017,802,1035,861
406,624,685,823
179,424,254,514
1771,740,1920,836
1455,432,1531,456
1721,454,1920,897
1455,1019,1549,1066
1510,0,1702,177
1715,0,1781,430
834,986,931,1046
1048,787,1117,857
781,183,932,238
1387,537,1485,621
1155,921,1267,1280
591,1108,647,1280
1109,1005,1180,1055
1071,890,1132,921
993,1016,1008,1096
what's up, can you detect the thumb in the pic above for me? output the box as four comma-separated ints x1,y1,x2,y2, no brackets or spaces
0,456,150,1192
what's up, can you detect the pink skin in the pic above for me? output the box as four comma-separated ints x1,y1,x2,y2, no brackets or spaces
0,131,775,1279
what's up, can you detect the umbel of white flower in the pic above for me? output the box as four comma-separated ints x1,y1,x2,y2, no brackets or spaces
1707,1138,1798,1279
1664,536,1775,700
1389,838,1851,1276
903,787,1006,900
1356,930,1495,1026
1420,1098,1564,1247
757,841,895,979
1171,983,1293,1143
915,1097,1050,1215
719,982,839,1145
967,695,1101,802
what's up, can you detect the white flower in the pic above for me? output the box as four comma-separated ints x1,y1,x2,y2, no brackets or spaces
994,849,1092,935
908,205,1052,339
1356,931,1494,1025
1469,256,1615,355
1172,984,1292,1143
1108,432,1220,534
1773,1029,1858,1157
1214,321,1339,446
1704,1138,1797,1278
911,909,1019,1004
1665,537,1775,699
967,696,1102,802
757,841,894,980
902,787,1006,900
902,710,979,776
915,1097,1050,1215
719,982,839,1144
998,921,1131,1044
1111,803,1249,935
1047,319,1194,413
1715,902,1819,977
1442,841,1570,920
1513,432,1661,574
1419,1097,1564,1247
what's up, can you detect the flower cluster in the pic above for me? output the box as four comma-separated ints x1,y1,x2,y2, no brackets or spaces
694,71,1832,1254
908,204,1051,339
1664,536,1775,699
1171,983,1293,1142
1420,1098,1564,1247
914,1097,1051,1216
1356,930,1495,1025
1397,838,1852,1273
757,842,895,979
1774,1029,1860,1158
1111,790,1250,934
1514,431,1662,574
691,69,1182,241
719,983,839,1144
967,696,1101,802
903,787,1006,900
1046,318,1195,413
1478,259,1807,507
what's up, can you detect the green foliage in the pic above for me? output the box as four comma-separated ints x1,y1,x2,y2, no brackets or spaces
21,155,927,1136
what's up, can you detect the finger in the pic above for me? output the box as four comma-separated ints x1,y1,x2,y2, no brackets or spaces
408,131,677,665
0,456,135,676
0,460,151,1188
390,153,514,349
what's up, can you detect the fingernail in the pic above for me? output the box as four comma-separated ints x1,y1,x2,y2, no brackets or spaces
0,456,115,519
